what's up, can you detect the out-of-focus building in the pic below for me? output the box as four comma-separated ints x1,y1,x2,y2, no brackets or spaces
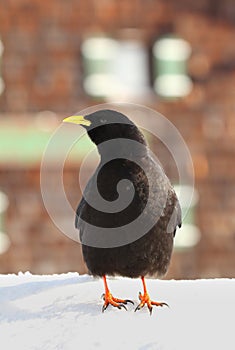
0,0,235,278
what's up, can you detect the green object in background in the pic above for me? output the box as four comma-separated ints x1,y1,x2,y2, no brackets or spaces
174,185,200,250
0,37,4,95
153,35,192,98
81,37,118,75
0,191,10,255
0,191,8,231
0,123,95,165
81,36,118,98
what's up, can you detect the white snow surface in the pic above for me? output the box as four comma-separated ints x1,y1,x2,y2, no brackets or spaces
0,272,234,350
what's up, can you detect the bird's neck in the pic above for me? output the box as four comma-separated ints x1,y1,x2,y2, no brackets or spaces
88,124,148,160
99,140,148,163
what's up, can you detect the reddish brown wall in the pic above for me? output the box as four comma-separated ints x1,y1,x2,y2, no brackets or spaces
0,0,234,278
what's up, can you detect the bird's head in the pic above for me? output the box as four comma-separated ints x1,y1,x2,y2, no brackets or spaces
63,109,147,155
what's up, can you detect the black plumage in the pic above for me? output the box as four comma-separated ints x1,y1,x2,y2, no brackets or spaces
63,109,181,314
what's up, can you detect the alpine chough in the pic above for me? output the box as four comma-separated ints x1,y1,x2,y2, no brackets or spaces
63,109,182,314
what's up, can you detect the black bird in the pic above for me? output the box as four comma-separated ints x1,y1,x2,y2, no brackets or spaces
63,109,181,314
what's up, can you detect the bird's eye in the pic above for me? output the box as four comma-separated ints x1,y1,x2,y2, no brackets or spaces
100,119,107,124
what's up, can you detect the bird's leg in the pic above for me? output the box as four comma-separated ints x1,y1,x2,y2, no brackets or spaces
135,276,168,315
101,275,134,312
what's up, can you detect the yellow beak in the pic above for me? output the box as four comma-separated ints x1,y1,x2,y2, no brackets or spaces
63,115,91,126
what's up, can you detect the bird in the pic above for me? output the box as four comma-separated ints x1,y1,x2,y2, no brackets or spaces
63,109,181,314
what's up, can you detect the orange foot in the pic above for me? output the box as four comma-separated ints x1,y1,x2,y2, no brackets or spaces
102,276,134,312
134,276,169,315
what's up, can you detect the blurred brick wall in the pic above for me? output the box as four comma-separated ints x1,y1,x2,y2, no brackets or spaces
1,0,234,114
0,0,235,277
0,164,87,274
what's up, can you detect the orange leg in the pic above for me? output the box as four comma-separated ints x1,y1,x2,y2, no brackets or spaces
135,276,168,315
102,275,134,312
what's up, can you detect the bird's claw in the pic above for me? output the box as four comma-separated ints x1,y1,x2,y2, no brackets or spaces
118,303,127,311
101,293,133,305
102,302,128,312
101,293,133,312
102,303,108,313
157,302,169,308
134,304,143,312
134,304,153,315
122,299,134,305
134,291,168,315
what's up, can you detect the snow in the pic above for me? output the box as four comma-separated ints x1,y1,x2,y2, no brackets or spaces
0,273,234,350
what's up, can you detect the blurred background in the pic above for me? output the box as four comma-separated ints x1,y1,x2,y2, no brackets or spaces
0,0,235,279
